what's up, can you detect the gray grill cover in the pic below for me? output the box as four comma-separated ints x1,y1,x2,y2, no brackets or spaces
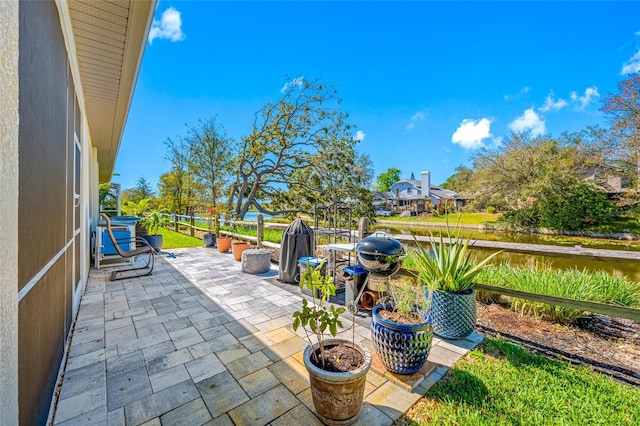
278,218,314,283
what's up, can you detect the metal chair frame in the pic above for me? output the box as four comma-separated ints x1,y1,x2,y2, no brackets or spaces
100,213,155,280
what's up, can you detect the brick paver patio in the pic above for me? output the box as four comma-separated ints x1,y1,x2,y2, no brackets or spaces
51,247,483,425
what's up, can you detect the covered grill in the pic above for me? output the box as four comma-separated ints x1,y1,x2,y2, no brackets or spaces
278,218,315,283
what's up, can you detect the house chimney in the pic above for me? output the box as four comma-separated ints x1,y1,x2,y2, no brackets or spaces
421,171,430,198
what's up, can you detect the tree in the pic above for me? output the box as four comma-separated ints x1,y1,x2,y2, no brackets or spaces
468,133,579,210
441,165,474,192
159,137,198,214
410,172,415,180
275,148,376,220
537,178,615,230
502,177,615,231
376,168,401,192
184,117,236,231
227,77,370,219
601,73,640,189
122,176,155,205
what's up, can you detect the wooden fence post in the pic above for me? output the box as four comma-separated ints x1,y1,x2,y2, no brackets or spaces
190,214,195,237
257,214,264,248
358,217,369,241
174,212,179,232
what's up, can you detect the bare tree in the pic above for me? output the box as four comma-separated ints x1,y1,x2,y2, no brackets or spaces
601,73,640,188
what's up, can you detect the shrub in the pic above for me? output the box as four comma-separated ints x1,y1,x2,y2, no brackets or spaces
537,180,616,231
476,263,640,324
501,207,540,228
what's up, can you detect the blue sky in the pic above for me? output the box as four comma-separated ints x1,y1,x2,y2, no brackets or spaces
116,1,640,191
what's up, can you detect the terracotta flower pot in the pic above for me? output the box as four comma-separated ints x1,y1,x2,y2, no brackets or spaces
231,241,250,261
217,237,232,253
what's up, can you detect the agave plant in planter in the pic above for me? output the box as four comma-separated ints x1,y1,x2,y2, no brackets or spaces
371,277,433,375
293,260,371,425
409,225,501,340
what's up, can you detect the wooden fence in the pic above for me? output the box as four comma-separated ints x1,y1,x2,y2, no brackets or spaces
395,268,640,321
170,213,281,248
168,214,640,322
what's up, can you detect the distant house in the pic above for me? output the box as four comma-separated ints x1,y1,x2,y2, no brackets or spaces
372,191,394,215
385,171,460,215
583,166,631,195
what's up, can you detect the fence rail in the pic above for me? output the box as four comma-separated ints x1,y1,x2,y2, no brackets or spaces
171,213,277,248
395,268,640,321
167,214,640,322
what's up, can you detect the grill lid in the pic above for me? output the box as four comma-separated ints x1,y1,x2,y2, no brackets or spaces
356,237,404,276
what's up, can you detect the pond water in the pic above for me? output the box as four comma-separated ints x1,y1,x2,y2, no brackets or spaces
242,211,274,221
374,225,640,282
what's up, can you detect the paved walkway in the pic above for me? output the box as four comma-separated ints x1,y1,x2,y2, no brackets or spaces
51,247,483,425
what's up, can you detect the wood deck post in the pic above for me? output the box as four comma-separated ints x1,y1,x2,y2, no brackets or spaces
257,214,264,248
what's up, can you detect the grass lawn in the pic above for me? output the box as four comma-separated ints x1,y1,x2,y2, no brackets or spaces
381,212,502,225
159,228,203,249
402,338,639,425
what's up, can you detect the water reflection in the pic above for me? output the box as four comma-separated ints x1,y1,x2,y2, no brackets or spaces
375,226,640,282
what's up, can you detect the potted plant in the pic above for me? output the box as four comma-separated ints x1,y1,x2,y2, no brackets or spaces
370,277,433,375
409,224,501,339
122,197,152,237
139,208,171,252
203,206,218,248
293,260,371,425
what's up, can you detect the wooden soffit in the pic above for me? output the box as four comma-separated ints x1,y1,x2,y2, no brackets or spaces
67,0,156,182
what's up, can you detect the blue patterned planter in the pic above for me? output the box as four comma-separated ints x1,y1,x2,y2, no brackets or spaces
430,290,476,339
371,304,433,375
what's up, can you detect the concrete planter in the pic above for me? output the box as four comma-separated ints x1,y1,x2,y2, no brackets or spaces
303,338,371,425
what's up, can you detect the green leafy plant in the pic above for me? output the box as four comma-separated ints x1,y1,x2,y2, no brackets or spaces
139,209,171,236
122,197,152,217
292,260,345,368
206,204,225,235
388,277,430,320
409,221,502,293
99,183,118,213
476,262,640,324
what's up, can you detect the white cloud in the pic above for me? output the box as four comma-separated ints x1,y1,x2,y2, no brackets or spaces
622,49,640,75
451,118,492,150
504,86,531,101
570,86,600,110
148,7,186,45
354,130,366,142
280,76,305,94
406,109,428,130
508,108,546,136
539,91,568,112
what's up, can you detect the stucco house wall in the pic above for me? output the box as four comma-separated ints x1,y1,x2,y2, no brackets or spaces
1,1,155,424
